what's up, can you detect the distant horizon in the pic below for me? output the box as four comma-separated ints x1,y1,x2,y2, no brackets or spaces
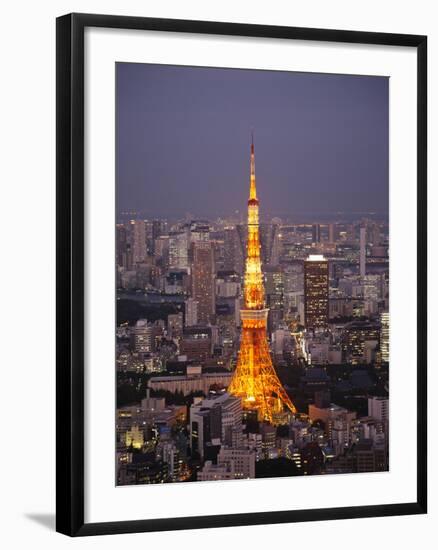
117,63,389,220
116,210,389,225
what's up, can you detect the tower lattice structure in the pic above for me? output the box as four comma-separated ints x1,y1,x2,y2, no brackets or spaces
228,137,297,423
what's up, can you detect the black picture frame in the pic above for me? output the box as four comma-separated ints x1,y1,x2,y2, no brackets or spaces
56,12,427,537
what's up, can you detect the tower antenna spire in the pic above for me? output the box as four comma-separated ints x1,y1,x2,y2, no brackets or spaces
249,130,257,201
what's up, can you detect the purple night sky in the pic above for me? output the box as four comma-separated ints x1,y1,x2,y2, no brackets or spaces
116,63,388,222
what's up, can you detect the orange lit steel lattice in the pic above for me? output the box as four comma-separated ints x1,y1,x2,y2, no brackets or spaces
228,137,297,424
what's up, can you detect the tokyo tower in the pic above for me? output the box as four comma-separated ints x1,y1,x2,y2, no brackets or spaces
228,136,297,423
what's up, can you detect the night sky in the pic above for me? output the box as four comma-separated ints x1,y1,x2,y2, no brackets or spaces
116,63,388,222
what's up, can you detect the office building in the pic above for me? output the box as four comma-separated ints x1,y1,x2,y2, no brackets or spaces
368,396,389,423
191,241,216,324
129,219,147,264
130,319,152,353
185,297,198,327
342,320,380,363
304,255,329,330
169,230,189,269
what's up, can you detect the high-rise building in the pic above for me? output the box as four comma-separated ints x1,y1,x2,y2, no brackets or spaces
144,219,167,256
308,403,356,455
130,319,152,353
259,223,281,266
156,441,183,482
190,220,210,243
224,227,244,274
129,219,147,264
314,389,331,409
116,224,128,268
304,255,329,330
167,312,184,338
312,224,321,244
284,264,304,294
272,327,292,357
363,274,381,316
216,279,240,298
134,262,153,290
264,266,285,310
380,312,390,362
346,224,356,243
260,422,277,459
169,230,189,269
180,326,212,362
368,396,389,423
191,241,215,325
328,223,335,244
342,320,380,363
152,219,164,238
189,393,243,458
154,235,169,264
359,226,366,278
185,297,198,327
228,137,296,423
367,222,381,246
220,393,244,448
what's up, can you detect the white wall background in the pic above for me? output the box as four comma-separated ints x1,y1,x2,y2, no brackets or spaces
0,0,435,548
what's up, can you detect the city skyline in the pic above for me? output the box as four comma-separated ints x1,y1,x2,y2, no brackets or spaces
115,65,389,486
116,63,388,220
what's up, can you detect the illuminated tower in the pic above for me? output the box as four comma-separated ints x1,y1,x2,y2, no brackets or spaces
228,137,296,423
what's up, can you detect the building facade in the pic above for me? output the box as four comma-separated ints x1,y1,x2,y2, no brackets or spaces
191,241,216,325
304,255,329,330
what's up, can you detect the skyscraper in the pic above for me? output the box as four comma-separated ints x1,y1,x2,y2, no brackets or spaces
259,223,281,266
264,265,285,310
368,222,381,246
185,297,198,327
228,137,296,423
116,224,128,268
168,230,189,269
150,219,165,255
129,219,147,264
312,224,321,244
359,226,366,278
191,241,215,324
304,255,329,330
190,220,210,243
328,223,335,244
154,235,169,264
224,227,244,274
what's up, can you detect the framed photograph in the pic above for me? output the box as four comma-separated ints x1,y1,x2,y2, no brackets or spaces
56,13,427,536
